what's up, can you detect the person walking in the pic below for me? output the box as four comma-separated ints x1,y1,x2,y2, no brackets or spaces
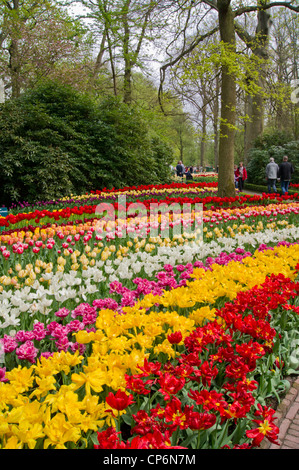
234,165,239,189
181,161,185,177
176,161,183,179
265,157,279,193
278,155,294,195
238,162,247,192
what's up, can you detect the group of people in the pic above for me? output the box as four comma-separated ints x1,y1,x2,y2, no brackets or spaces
176,161,194,180
234,156,294,195
176,156,294,195
265,155,294,195
234,162,247,191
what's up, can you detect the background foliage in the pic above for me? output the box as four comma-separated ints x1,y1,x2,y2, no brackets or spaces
0,81,173,205
247,131,299,185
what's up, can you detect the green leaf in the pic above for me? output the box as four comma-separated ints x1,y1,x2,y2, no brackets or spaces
90,431,100,446
289,356,299,369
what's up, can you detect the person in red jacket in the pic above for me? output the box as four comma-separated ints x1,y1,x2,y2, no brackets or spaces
238,162,247,192
234,165,239,189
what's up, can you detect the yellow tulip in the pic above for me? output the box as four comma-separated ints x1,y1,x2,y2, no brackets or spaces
76,330,95,344
44,413,81,449
71,369,106,394
2,436,23,449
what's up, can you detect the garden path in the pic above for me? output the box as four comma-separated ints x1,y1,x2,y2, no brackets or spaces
261,376,299,449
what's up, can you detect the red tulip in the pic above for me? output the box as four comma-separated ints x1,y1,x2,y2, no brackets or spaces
167,331,183,344
106,389,135,411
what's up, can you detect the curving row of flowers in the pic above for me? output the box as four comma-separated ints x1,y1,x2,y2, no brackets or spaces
95,271,299,449
0,180,299,449
1,182,298,230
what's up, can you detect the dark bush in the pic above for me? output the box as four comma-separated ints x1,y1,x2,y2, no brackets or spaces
0,81,174,206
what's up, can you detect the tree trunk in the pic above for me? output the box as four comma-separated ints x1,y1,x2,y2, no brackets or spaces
123,63,132,104
294,102,299,140
244,79,264,162
213,74,220,169
107,30,118,97
244,4,271,162
200,79,208,168
89,30,107,91
9,38,21,98
217,0,236,197
179,130,184,161
123,1,132,104
200,104,207,167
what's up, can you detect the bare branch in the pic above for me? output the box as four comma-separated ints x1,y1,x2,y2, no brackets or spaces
233,1,299,17
203,0,218,10
132,5,153,63
158,25,219,113
234,21,255,46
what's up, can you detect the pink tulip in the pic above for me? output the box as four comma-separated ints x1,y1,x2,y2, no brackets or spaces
2,335,18,353
16,340,38,363
0,368,8,382
55,307,70,318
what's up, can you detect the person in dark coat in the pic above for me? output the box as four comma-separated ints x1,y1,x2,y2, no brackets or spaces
176,161,183,178
278,155,294,195
185,167,193,180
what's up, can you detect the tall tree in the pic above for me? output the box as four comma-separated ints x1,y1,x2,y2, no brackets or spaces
216,0,236,196
235,0,272,162
0,0,91,98
267,7,299,138
158,0,299,196
74,0,162,103
167,32,222,169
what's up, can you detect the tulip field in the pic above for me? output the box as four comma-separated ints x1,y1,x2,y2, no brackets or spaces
1,177,299,450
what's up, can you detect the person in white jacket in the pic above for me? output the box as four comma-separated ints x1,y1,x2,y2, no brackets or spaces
265,157,279,193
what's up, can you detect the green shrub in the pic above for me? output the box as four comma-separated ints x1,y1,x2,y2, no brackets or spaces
0,81,174,206
244,182,298,195
93,96,170,189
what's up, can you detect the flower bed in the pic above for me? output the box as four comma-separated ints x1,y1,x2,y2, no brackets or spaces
0,182,299,449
